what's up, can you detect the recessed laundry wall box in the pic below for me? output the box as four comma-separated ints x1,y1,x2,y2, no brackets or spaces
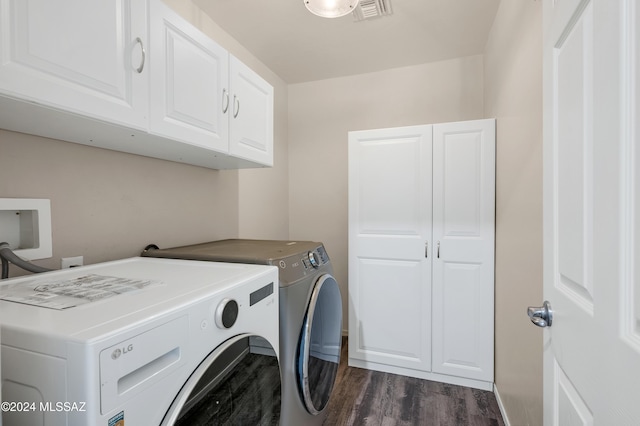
0,198,52,260
348,119,495,390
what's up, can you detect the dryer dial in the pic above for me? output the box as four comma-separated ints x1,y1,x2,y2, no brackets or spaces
307,251,320,268
215,298,239,329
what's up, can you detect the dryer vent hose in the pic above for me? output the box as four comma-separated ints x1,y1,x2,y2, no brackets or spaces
142,244,159,254
0,242,53,279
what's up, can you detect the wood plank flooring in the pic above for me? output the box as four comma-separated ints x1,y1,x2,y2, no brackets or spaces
323,339,505,426
170,336,504,425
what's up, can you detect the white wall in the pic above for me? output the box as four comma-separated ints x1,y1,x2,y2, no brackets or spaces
288,56,485,332
0,131,239,270
484,1,543,424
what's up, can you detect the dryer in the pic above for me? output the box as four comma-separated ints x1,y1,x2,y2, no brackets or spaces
0,257,280,426
143,239,343,426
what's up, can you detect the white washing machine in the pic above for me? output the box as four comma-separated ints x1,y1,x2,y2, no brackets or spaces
0,257,280,426
142,239,343,426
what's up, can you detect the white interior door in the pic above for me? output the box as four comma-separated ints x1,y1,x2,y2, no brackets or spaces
348,125,432,372
542,0,640,424
431,119,495,383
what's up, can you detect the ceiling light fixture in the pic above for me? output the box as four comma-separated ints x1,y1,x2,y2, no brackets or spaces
304,0,360,18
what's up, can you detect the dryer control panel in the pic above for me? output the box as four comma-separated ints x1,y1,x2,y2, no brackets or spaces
302,245,329,270
276,245,331,286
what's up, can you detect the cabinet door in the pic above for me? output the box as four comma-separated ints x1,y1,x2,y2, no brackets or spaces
348,125,432,372
0,0,148,128
431,119,495,383
229,56,274,166
149,0,229,152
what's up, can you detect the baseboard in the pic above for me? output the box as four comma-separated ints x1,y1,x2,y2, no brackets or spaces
493,383,511,426
349,357,494,391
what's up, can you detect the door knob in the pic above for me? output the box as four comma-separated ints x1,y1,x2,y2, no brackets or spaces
527,301,553,327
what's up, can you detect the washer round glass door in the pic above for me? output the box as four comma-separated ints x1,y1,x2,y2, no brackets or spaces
298,274,342,414
162,334,280,425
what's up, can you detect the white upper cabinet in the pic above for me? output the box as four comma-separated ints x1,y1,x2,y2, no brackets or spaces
148,2,273,167
149,0,229,152
0,0,273,169
0,0,148,129
229,57,274,166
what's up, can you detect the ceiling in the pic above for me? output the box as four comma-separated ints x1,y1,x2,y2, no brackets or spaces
193,0,501,84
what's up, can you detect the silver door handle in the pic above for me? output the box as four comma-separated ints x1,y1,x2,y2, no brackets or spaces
527,301,553,327
233,95,240,118
222,89,230,113
134,37,145,73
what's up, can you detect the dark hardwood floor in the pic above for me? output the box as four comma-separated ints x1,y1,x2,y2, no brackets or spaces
169,337,504,425
323,339,505,426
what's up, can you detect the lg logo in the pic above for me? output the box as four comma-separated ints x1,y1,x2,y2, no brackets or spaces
111,344,134,360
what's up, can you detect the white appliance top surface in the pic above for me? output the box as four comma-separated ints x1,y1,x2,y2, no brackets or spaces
0,257,276,342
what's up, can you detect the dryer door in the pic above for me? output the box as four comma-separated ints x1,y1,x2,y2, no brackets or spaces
161,334,280,426
298,274,343,415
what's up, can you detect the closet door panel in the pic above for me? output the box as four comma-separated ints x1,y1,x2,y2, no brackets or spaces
432,119,495,382
348,125,432,372
355,258,428,367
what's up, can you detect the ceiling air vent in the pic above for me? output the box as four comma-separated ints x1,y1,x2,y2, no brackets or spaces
353,0,393,21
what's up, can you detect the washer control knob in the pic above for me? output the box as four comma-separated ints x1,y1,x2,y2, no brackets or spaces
215,298,239,329
308,251,320,268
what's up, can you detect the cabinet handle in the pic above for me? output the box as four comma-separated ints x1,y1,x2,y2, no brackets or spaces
437,241,440,259
233,95,240,118
425,242,428,258
135,37,145,73
222,89,230,113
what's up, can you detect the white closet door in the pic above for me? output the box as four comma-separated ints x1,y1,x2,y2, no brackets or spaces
348,125,433,372
431,119,495,383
